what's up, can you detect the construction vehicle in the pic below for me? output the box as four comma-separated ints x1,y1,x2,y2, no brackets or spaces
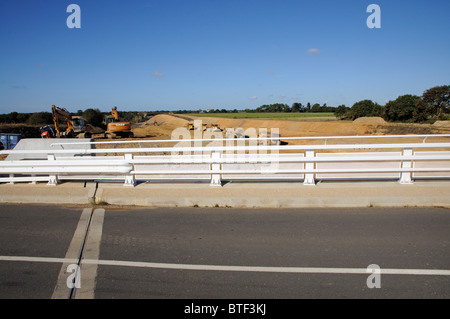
258,131,281,146
105,107,134,138
50,105,91,138
205,123,223,132
187,122,207,131
40,125,55,138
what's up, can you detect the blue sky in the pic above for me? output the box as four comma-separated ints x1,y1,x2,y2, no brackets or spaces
0,0,449,113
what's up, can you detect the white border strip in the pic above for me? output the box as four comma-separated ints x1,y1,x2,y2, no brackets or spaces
1,256,450,276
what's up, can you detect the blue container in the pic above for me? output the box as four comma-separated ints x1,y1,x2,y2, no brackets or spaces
0,133,22,150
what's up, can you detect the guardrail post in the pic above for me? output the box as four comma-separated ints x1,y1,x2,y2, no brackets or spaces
210,151,222,187
47,154,59,186
304,149,316,186
399,148,413,184
123,153,136,187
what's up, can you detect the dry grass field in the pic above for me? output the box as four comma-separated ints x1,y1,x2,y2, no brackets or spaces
1,114,449,157
132,114,450,141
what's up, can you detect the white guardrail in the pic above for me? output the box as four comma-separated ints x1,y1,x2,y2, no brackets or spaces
1,134,450,186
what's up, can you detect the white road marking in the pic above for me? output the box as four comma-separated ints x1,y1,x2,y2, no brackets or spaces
0,256,77,264
77,208,105,299
1,255,450,276
50,208,105,299
51,208,93,299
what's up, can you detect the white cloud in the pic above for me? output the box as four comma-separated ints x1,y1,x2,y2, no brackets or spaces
249,96,258,100
307,48,320,55
152,71,164,77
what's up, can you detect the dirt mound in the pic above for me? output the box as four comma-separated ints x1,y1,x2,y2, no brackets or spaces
132,114,449,142
353,117,387,124
86,124,105,134
433,121,450,127
190,116,387,139
132,114,189,139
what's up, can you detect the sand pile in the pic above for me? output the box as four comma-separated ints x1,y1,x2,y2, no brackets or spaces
433,121,450,128
353,117,387,124
129,114,448,142
132,114,189,139
188,116,386,139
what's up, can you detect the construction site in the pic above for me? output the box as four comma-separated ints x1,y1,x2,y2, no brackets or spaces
133,113,450,140
2,107,450,152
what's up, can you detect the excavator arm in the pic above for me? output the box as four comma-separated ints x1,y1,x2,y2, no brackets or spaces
52,105,74,135
111,107,120,121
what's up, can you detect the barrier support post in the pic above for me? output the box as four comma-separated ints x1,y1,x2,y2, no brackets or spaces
47,154,59,186
304,149,316,186
399,148,413,184
210,151,222,187
124,153,136,187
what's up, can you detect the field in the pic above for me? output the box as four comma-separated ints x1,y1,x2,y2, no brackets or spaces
1,114,450,148
187,112,335,119
131,114,450,143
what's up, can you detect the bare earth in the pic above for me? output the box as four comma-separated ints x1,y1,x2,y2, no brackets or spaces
132,114,450,143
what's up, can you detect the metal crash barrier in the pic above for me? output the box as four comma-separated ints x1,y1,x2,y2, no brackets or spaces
1,134,450,187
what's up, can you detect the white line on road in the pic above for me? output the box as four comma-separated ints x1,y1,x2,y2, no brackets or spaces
0,256,77,264
1,255,450,276
51,208,93,299
76,208,105,299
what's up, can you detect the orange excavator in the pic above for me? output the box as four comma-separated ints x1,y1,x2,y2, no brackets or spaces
41,105,90,138
104,107,134,138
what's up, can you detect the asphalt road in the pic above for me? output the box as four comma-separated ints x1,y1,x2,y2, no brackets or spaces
0,204,449,301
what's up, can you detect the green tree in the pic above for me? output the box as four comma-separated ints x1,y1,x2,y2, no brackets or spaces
292,102,305,113
422,85,450,119
334,104,349,119
413,99,430,123
82,108,103,127
384,94,419,122
26,112,53,125
350,99,382,120
17,113,30,123
311,103,321,112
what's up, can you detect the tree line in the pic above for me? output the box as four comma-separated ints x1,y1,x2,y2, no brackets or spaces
180,85,449,123
254,102,335,113
0,109,153,127
335,85,449,122
0,85,448,125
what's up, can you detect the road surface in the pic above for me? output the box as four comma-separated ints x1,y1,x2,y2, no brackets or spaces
0,204,449,302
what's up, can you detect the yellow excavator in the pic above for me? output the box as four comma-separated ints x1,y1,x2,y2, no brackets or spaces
104,107,134,138
186,122,207,131
41,105,90,138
